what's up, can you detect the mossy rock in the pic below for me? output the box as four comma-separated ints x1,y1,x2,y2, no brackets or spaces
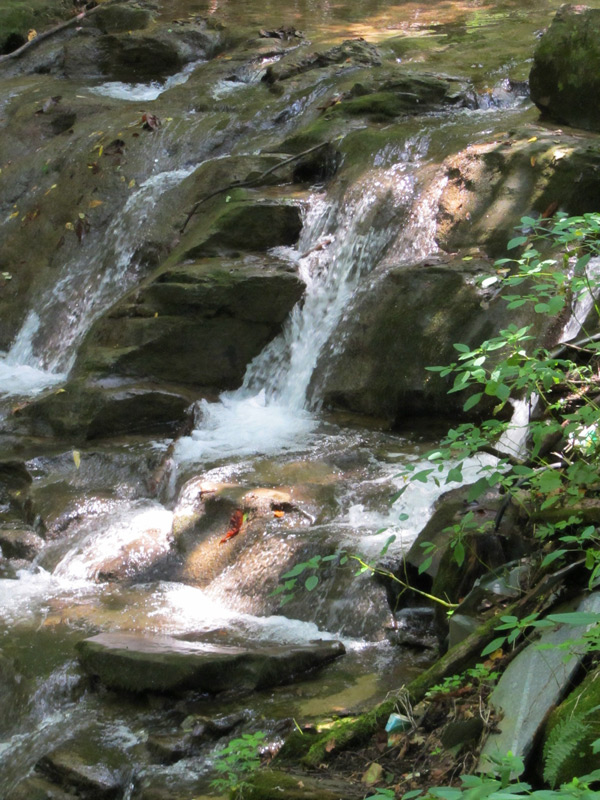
542,664,600,786
0,0,71,54
530,4,600,131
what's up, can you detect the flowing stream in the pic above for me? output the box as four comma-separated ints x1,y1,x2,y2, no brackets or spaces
0,0,578,794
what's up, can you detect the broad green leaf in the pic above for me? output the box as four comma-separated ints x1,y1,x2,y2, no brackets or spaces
481,636,507,656
305,575,319,592
507,236,527,249
463,392,483,412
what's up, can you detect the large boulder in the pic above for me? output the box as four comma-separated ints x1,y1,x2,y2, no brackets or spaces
76,632,345,693
436,126,600,255
530,4,600,131
312,256,553,421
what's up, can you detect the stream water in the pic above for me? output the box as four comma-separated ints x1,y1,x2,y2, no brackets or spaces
0,0,595,796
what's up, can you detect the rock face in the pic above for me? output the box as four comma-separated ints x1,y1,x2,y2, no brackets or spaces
436,127,600,255
480,592,600,767
76,632,345,694
313,256,552,421
11,381,197,440
530,4,600,131
74,255,305,389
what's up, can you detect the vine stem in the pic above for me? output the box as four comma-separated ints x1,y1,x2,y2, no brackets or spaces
349,555,459,610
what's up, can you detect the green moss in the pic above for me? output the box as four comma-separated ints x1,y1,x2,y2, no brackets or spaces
0,0,71,51
543,665,600,786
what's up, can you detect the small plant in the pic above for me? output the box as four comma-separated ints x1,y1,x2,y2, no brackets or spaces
425,662,499,697
210,731,266,797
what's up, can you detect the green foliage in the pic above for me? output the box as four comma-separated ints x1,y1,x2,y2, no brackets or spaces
402,753,600,800
425,662,499,697
210,731,266,796
543,707,599,788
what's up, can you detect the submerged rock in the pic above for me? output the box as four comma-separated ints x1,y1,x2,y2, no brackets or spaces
263,38,382,83
530,4,600,131
76,632,345,694
36,740,123,800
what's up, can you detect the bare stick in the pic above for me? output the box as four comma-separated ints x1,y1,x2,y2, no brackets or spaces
179,140,333,233
0,0,124,65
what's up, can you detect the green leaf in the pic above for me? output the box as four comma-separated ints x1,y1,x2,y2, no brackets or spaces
305,575,319,592
481,636,507,656
507,236,528,249
453,343,471,353
540,549,567,568
418,556,433,575
463,392,483,412
454,540,465,567
412,469,434,483
446,466,464,483
281,563,307,579
546,612,600,626
467,477,489,502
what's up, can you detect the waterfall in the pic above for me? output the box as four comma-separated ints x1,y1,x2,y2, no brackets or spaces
0,166,196,398
175,140,442,463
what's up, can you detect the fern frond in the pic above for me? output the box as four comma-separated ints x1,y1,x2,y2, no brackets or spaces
543,712,592,788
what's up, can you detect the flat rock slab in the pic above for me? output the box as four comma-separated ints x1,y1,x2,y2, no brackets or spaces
480,592,600,768
76,633,345,694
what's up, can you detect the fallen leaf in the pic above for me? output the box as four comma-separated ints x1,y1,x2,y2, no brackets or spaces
530,156,536,167
73,450,81,469
65,221,74,230
527,136,537,142
324,739,336,753
361,762,383,785
273,510,285,518
128,178,136,188
89,199,104,208
220,509,245,544
27,29,37,41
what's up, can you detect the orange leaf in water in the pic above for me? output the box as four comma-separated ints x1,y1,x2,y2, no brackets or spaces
273,510,285,518
220,509,245,544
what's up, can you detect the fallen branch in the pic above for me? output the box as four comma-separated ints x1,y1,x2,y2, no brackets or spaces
0,0,123,65
179,140,334,234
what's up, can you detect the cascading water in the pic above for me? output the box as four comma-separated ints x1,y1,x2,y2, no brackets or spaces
0,164,196,392
175,140,436,464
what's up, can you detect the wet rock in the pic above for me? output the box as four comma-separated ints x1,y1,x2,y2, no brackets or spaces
313,256,552,420
480,592,600,767
0,524,45,559
0,459,34,526
75,257,305,389
530,4,600,131
63,20,220,82
264,38,382,83
76,632,345,694
388,607,437,649
436,127,600,255
6,775,78,800
87,3,154,35
184,203,303,258
146,733,194,765
36,741,123,800
336,70,475,120
11,381,196,440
